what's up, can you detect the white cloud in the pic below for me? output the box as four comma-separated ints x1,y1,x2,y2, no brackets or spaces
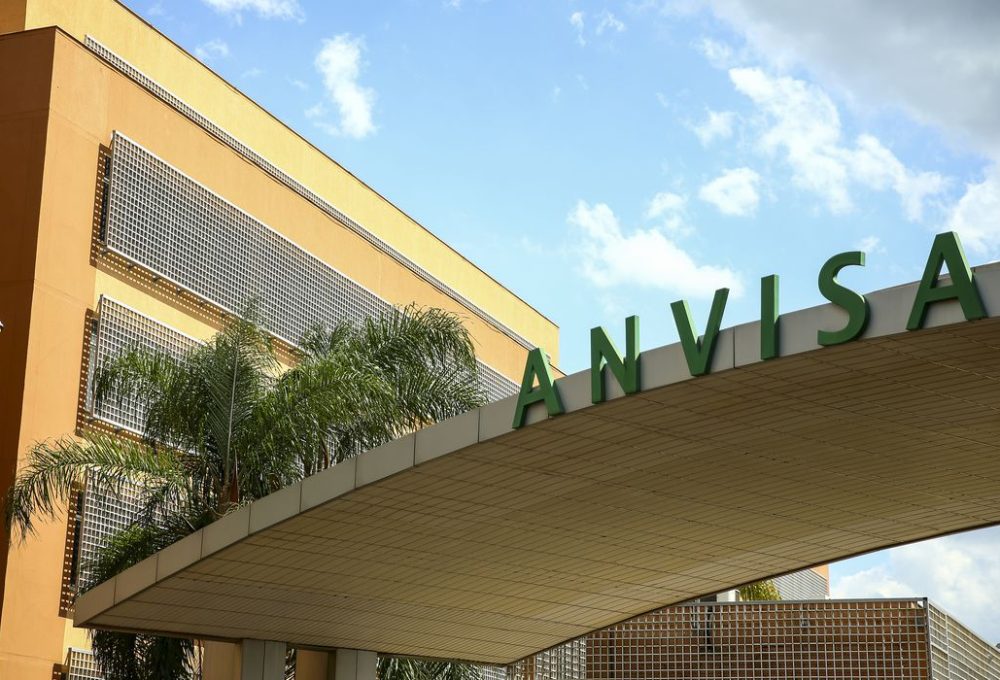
729,67,946,219
703,0,1000,158
695,37,736,69
241,67,264,79
645,192,686,220
194,38,229,62
944,165,1000,256
288,77,309,91
692,109,735,145
833,527,1000,643
596,10,626,35
699,167,761,216
570,11,586,46
201,0,303,22
569,200,743,298
313,35,377,139
855,235,884,254
645,191,691,235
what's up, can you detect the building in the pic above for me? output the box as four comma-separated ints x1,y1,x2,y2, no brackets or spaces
4,3,995,680
505,599,1000,680
0,1,558,677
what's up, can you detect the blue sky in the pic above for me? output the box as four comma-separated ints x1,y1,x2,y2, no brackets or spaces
132,0,1000,644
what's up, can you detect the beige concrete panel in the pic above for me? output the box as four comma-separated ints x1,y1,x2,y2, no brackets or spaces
733,321,761,368
863,282,916,338
556,370,593,413
478,395,518,441
202,505,251,557
777,303,828,357
414,410,480,465
637,343,694,391
73,578,115,626
157,531,203,580
250,483,303,534
355,435,415,487
710,327,735,374
301,459,357,512
974,263,1000,314
114,556,157,603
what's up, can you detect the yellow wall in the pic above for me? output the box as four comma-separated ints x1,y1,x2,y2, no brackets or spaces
18,0,560,365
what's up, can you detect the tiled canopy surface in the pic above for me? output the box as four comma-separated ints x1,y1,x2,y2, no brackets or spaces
76,264,1000,664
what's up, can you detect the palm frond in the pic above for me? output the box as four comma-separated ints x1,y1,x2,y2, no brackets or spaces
4,434,186,540
378,657,482,680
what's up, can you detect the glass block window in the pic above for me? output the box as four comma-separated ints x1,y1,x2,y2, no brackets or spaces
75,470,149,592
101,134,516,404
929,602,1000,680
89,297,200,434
66,648,103,680
772,568,829,600
510,599,937,680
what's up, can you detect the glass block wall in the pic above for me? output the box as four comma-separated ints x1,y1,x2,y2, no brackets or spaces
99,135,517,404
66,648,103,680
929,602,1000,680
771,568,829,600
505,598,998,680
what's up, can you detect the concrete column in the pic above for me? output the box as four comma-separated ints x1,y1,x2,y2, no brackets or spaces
332,649,377,680
240,640,288,680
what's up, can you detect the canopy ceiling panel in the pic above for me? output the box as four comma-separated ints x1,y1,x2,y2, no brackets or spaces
76,262,1000,664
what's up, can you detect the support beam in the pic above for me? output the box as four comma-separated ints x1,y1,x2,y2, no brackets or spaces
240,640,287,680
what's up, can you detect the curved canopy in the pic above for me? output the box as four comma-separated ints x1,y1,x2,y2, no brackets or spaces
75,262,1000,664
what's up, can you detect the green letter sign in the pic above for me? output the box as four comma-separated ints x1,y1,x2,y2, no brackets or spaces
671,288,729,376
512,348,564,429
591,316,641,403
907,231,985,330
817,251,868,346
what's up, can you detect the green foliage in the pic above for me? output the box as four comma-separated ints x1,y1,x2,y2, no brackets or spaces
378,656,483,680
4,305,485,680
738,579,782,601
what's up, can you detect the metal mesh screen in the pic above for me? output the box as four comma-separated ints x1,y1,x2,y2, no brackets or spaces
772,568,829,601
101,134,515,403
66,648,104,680
929,602,1000,680
85,36,533,353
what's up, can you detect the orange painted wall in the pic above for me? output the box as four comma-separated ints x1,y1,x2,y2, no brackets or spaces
0,27,89,680
0,26,544,678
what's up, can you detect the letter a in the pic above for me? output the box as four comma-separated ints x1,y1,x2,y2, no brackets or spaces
512,348,564,429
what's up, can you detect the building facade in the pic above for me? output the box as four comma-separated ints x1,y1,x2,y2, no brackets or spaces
504,599,1000,680
0,2,558,678
0,2,891,679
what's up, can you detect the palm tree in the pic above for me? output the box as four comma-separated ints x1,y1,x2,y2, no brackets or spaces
5,306,486,680
737,579,782,601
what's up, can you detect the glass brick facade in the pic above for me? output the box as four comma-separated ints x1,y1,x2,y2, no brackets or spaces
501,599,1000,680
